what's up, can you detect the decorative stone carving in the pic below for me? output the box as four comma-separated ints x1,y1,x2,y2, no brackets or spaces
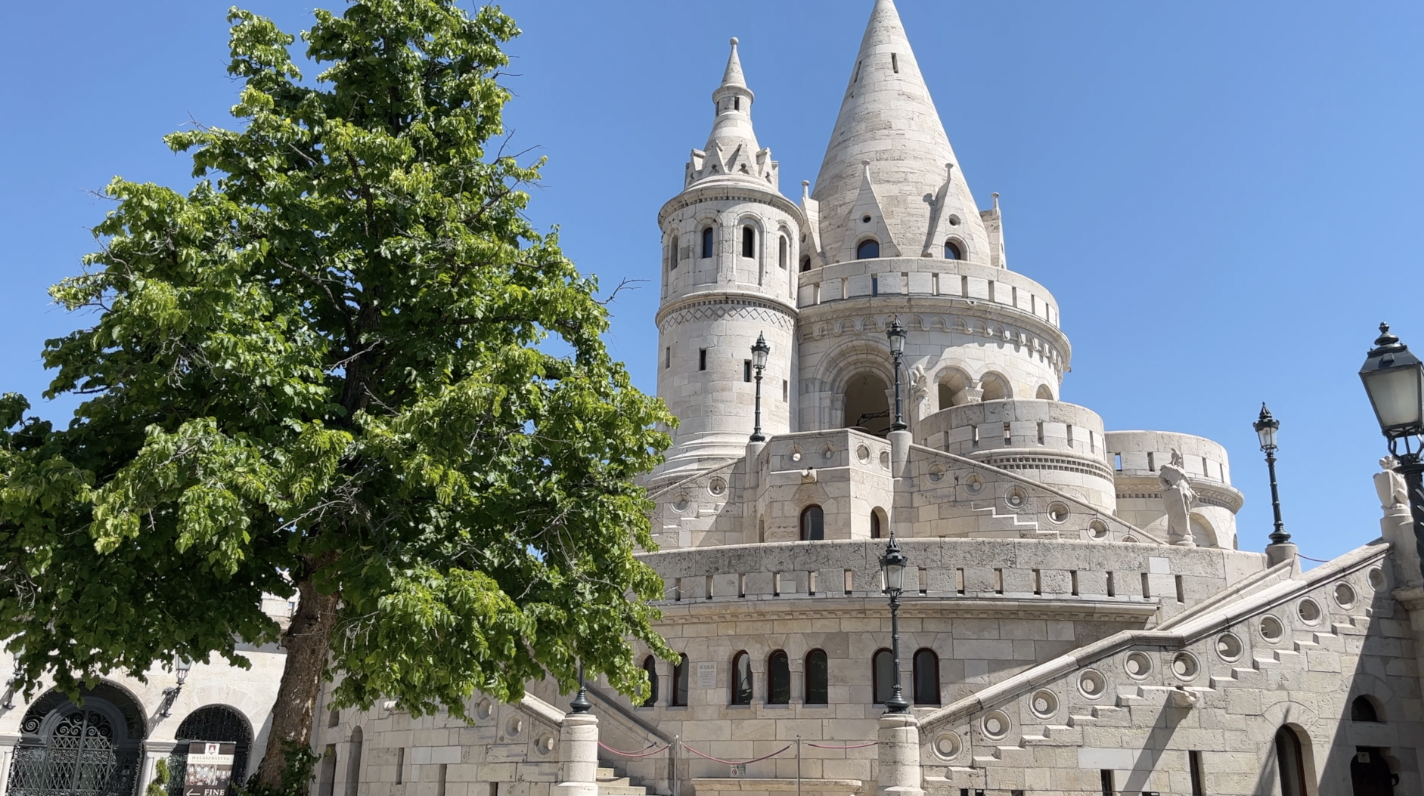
1375,456,1409,510
1159,452,1197,547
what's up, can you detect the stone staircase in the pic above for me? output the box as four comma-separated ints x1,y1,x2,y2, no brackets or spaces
970,503,1049,539
596,766,654,796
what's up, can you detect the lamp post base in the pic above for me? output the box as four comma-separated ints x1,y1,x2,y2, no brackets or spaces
875,713,924,796
1264,541,1298,568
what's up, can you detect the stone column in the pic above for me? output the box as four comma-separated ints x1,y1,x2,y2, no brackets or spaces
552,712,600,796
875,713,924,796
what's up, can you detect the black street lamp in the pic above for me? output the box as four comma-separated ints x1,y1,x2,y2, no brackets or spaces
571,659,592,714
1253,403,1289,546
751,333,770,443
880,534,910,714
886,319,907,432
160,657,193,718
1359,322,1424,582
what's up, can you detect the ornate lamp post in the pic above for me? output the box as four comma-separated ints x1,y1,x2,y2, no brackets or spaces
886,319,907,432
571,660,592,714
1359,322,1424,582
880,534,910,713
160,657,193,717
1253,403,1290,547
750,333,770,443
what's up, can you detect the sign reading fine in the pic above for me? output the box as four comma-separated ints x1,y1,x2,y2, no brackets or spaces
184,742,237,796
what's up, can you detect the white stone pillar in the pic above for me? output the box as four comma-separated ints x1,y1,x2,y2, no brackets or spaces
875,713,923,796
888,430,911,477
1381,502,1422,590
552,712,599,796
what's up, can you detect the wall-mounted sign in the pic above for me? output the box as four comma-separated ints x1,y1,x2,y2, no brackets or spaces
696,661,717,689
184,742,237,796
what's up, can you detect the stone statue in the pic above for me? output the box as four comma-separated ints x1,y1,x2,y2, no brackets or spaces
1374,456,1409,510
1159,459,1197,547
1170,448,1185,469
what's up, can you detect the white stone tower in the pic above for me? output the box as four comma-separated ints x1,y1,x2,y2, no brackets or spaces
652,39,802,481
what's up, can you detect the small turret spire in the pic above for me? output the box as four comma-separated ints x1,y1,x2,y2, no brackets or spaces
683,37,778,189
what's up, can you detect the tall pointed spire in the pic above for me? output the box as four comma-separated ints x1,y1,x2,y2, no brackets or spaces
811,0,990,264
684,38,778,190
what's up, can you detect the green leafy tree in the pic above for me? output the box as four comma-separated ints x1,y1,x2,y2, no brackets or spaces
0,1,674,789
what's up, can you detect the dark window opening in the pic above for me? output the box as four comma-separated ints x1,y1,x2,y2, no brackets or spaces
742,226,756,258
743,360,752,383
641,656,659,707
800,505,824,541
804,649,829,705
731,651,753,705
767,651,790,705
1351,696,1382,722
800,256,812,273
870,510,882,539
1189,751,1205,796
701,227,715,258
734,97,741,111
944,241,962,260
891,53,899,73
670,654,689,706
669,236,680,269
1274,726,1308,796
699,349,707,371
912,648,939,705
872,648,894,704
857,239,880,260
779,236,788,268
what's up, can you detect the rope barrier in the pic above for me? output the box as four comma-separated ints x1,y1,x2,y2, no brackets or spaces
804,741,878,750
680,742,792,766
1297,553,1333,563
597,741,671,758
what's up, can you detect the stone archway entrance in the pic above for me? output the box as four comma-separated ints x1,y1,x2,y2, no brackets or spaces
8,685,146,796
843,372,890,435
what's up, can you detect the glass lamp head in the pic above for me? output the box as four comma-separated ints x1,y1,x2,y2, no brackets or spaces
886,318,907,356
751,332,770,370
880,534,908,595
1253,403,1280,452
1360,323,1424,442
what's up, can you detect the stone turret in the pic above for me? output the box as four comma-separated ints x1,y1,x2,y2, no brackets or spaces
811,0,993,266
652,39,802,482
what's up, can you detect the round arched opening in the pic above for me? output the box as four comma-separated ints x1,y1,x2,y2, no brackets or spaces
167,705,255,795
980,373,1010,402
13,683,148,796
943,241,962,260
1035,384,1054,400
937,370,973,410
856,239,880,260
844,372,890,434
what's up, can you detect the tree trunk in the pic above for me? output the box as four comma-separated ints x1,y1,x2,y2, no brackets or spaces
256,575,339,791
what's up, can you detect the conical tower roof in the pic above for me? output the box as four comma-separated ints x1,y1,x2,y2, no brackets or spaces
811,0,989,263
683,38,779,190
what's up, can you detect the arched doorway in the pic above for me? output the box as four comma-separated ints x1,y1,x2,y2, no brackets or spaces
1274,726,1311,796
843,372,890,434
8,684,147,796
166,706,254,796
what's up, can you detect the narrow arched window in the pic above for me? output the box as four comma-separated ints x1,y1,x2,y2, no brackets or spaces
702,227,715,259
731,651,753,705
670,654,689,706
856,239,880,260
944,240,962,260
870,510,882,539
912,648,939,705
345,727,363,796
1351,696,1381,722
767,651,790,705
872,648,894,704
1274,726,1308,796
641,655,659,707
778,236,788,269
669,235,679,270
742,226,756,258
804,650,828,705
800,505,824,541
800,256,812,273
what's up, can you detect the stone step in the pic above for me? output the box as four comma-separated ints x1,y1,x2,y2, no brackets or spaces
601,787,649,796
596,768,617,780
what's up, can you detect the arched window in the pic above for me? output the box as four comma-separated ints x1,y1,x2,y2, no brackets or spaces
872,648,894,704
778,236,788,269
170,705,254,796
980,373,1010,402
669,235,679,270
1035,384,1054,400
1351,695,1382,722
800,505,824,541
912,649,939,705
671,654,689,706
870,510,883,539
944,240,962,260
731,651,753,705
701,227,715,259
800,256,812,273
856,239,880,260
1274,726,1309,796
742,226,756,258
767,651,790,705
804,650,829,705
641,656,659,707
345,726,363,796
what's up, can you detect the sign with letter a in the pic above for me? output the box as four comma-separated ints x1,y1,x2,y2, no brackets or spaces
184,742,237,796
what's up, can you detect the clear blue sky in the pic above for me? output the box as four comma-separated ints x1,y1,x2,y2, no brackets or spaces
2,1,1421,563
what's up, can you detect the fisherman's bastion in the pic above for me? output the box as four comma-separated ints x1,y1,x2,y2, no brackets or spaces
3,2,1422,796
